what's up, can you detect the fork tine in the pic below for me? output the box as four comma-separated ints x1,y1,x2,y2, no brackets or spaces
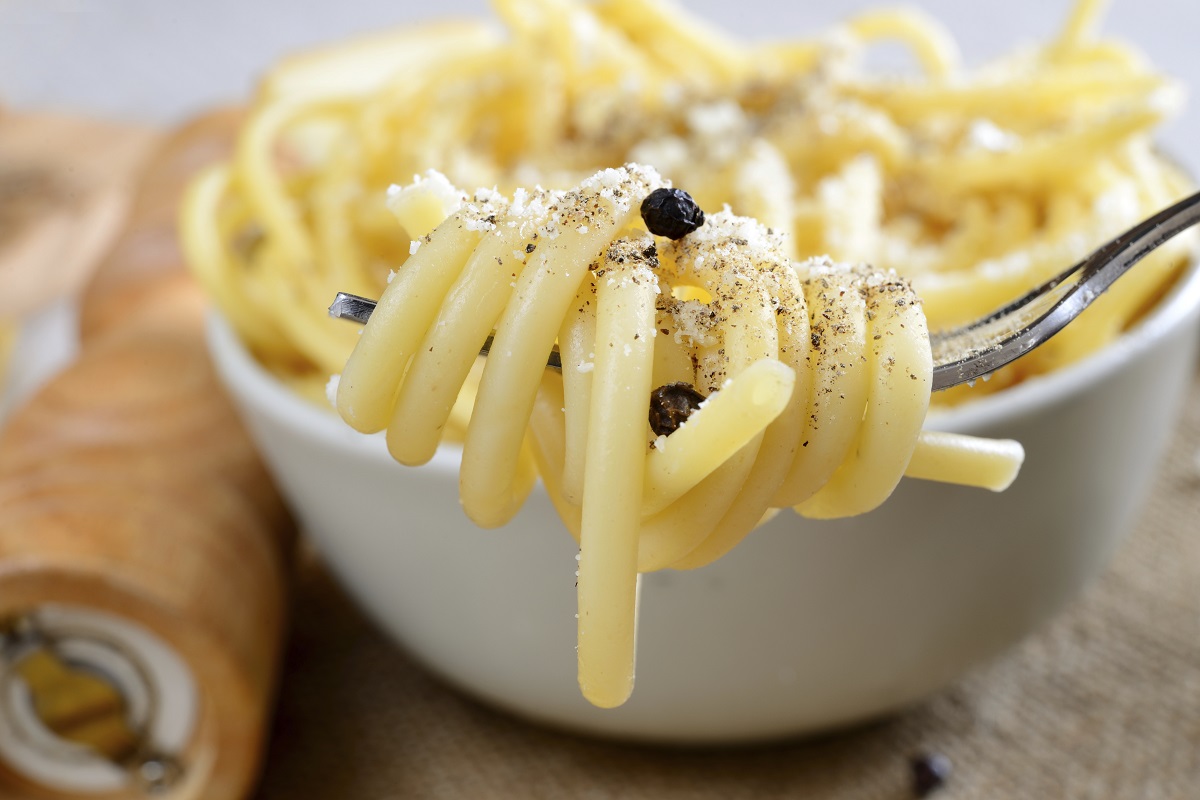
328,292,376,324
928,258,1087,344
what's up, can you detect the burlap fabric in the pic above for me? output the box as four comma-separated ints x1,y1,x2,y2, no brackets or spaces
255,369,1200,800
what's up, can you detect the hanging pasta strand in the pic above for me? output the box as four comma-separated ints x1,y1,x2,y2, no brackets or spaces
576,234,660,708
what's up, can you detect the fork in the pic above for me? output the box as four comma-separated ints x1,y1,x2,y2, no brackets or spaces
328,189,1200,391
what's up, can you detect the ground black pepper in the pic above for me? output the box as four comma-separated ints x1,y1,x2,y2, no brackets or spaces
640,188,705,239
648,382,707,436
910,752,952,797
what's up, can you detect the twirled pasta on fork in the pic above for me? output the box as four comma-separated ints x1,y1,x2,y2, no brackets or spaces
334,166,1023,707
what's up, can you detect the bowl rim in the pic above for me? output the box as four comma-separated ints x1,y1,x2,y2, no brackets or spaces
206,246,1200,449
206,309,460,470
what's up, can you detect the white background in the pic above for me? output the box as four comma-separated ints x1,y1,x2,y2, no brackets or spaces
1,0,1198,172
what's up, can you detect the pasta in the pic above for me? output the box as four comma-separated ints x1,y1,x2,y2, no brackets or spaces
336,165,1022,706
180,0,1195,705
181,0,1194,407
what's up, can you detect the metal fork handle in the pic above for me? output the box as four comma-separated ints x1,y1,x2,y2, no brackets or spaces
929,189,1200,391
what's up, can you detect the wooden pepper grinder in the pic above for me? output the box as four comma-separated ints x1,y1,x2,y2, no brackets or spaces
0,111,294,799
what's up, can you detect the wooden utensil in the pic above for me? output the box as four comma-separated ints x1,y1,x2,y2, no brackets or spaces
0,110,295,800
0,111,158,319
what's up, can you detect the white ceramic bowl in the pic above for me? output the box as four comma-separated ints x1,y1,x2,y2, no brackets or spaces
206,258,1200,744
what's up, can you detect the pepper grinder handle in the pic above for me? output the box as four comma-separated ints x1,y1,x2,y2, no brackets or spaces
0,111,294,800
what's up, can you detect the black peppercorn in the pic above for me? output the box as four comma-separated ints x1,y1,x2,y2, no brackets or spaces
910,752,952,797
648,382,707,436
640,188,705,239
